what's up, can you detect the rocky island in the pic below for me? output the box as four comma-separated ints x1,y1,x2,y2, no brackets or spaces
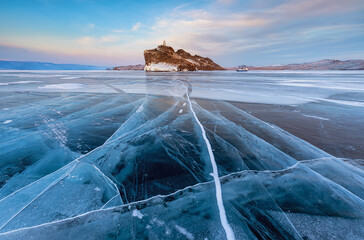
143,42,225,72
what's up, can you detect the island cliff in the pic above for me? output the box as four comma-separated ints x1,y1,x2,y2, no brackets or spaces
143,44,225,72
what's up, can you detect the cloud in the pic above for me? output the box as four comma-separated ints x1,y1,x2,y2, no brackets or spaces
140,10,272,56
137,0,364,58
131,22,142,31
270,0,364,17
100,35,119,43
76,36,95,45
75,34,123,46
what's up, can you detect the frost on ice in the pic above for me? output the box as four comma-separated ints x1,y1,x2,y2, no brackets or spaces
0,71,364,239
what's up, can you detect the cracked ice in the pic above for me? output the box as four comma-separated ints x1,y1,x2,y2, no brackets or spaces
0,70,364,239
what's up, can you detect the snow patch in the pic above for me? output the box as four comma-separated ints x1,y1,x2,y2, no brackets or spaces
132,209,143,219
179,109,183,114
152,218,164,226
186,59,199,65
144,63,178,72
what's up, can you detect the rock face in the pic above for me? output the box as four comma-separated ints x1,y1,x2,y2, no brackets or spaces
144,45,225,72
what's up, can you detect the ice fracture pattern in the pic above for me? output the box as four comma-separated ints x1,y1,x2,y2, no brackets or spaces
0,71,364,239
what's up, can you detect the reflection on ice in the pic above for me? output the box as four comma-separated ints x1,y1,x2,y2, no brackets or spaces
0,71,363,239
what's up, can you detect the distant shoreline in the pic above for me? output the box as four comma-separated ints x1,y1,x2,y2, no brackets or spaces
1,59,363,71
113,59,364,71
0,60,105,71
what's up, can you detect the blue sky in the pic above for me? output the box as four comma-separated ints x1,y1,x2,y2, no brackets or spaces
0,0,363,67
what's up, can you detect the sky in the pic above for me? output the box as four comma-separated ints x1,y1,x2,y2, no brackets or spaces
0,0,363,67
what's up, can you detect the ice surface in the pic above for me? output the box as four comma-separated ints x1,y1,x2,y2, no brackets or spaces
0,160,121,233
0,70,363,239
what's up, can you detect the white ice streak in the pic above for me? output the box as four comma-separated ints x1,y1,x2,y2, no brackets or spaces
0,81,41,86
0,73,66,78
184,84,236,240
40,115,67,145
39,83,84,90
301,114,329,121
319,98,364,108
175,225,194,240
60,76,81,80
91,165,120,196
101,195,119,209
136,104,144,113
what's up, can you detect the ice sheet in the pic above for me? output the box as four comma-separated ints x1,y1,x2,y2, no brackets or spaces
0,70,363,239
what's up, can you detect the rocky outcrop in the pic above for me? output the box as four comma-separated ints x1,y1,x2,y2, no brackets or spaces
113,64,144,71
144,44,225,72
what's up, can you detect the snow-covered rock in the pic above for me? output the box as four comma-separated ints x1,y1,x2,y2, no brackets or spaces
144,63,178,72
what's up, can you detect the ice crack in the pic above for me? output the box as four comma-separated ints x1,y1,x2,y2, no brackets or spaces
184,83,236,240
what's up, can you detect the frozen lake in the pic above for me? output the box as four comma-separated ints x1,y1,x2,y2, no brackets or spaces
0,70,364,239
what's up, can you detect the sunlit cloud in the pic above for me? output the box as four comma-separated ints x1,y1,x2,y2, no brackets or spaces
100,35,119,43
76,36,96,45
131,22,142,31
270,0,364,17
